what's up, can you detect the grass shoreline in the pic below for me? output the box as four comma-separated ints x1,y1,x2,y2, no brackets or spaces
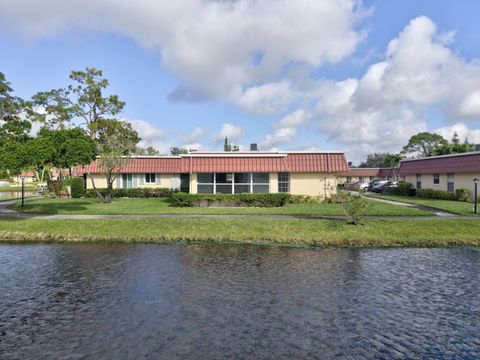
0,218,479,248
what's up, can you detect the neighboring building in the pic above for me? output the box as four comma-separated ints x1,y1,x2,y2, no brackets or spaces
13,172,37,184
77,151,349,198
398,152,480,200
340,168,398,184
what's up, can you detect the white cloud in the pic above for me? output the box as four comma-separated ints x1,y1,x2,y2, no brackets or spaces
234,81,296,115
311,16,480,161
276,109,311,127
0,0,367,99
126,119,169,152
434,123,480,144
260,127,296,148
182,127,204,144
213,123,245,142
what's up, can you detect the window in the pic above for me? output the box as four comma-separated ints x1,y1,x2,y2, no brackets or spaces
145,173,156,183
346,176,352,184
197,172,269,194
197,173,215,194
416,174,422,189
122,174,133,189
359,177,364,182
433,174,440,185
447,173,454,193
278,172,290,193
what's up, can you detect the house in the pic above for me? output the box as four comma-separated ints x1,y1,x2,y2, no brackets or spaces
398,151,480,200
13,172,37,184
340,168,398,184
77,151,349,198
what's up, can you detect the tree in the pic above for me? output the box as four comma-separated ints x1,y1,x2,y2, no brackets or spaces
23,137,56,182
86,119,139,203
433,132,475,155
401,132,448,158
30,68,125,136
223,136,239,152
358,153,402,168
37,128,97,172
134,146,160,156
0,72,31,146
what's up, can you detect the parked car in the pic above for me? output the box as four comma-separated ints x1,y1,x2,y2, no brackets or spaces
357,181,370,191
371,180,390,193
367,179,383,191
381,181,398,194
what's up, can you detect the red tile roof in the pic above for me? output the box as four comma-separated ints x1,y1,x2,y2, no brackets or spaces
340,168,398,177
76,152,349,174
398,152,480,176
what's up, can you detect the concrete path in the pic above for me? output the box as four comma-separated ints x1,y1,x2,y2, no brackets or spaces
363,194,459,217
0,197,478,221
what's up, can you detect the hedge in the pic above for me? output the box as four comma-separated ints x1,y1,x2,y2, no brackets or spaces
70,177,86,198
170,193,293,207
85,188,174,199
416,188,471,202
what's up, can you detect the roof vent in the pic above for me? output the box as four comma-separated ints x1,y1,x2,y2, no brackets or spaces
250,143,258,151
348,162,352,166
475,144,480,151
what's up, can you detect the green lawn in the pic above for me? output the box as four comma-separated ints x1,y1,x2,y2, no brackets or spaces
9,197,433,216
366,193,479,216
0,217,479,247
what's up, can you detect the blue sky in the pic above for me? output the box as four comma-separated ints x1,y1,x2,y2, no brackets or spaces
1,0,480,163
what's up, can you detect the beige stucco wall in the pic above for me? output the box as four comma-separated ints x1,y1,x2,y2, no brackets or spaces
86,173,175,189
405,173,480,201
189,173,198,194
269,172,278,193
290,173,339,197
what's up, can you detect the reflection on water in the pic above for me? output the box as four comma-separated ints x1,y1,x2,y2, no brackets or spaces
0,244,479,359
0,191,38,201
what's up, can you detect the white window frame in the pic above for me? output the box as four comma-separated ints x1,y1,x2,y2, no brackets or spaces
145,173,156,184
197,172,270,194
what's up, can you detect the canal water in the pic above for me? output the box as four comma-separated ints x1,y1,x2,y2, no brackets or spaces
0,190,38,201
0,244,479,359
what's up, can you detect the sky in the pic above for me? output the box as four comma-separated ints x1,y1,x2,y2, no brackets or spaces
1,0,480,163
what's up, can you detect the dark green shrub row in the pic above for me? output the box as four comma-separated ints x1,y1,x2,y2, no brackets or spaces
85,187,174,198
416,188,471,202
70,177,86,198
170,193,292,207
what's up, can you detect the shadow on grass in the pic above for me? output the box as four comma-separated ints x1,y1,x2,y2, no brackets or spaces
13,200,92,214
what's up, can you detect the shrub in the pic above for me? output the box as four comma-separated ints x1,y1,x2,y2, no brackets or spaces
288,195,323,204
47,180,63,196
170,193,292,207
341,195,370,225
324,192,349,204
416,188,457,201
70,177,86,198
455,188,471,202
85,187,174,199
394,181,412,196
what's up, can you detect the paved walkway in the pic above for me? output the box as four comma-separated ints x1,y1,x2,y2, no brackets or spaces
0,197,477,221
363,194,458,217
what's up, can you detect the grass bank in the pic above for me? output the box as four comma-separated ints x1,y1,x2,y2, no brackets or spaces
0,218,479,247
366,193,479,216
10,197,432,216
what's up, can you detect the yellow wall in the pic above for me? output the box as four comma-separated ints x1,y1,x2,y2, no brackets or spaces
86,174,108,189
290,173,339,197
190,173,198,194
86,174,174,189
405,173,480,201
269,172,278,193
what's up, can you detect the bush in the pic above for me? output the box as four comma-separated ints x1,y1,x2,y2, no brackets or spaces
70,177,86,198
85,187,174,199
341,195,370,225
455,188,471,202
324,192,349,204
394,181,412,196
288,195,323,204
47,180,63,196
416,188,457,201
170,193,292,207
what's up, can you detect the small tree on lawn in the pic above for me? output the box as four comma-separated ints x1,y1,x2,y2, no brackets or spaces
87,119,139,203
341,195,370,226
